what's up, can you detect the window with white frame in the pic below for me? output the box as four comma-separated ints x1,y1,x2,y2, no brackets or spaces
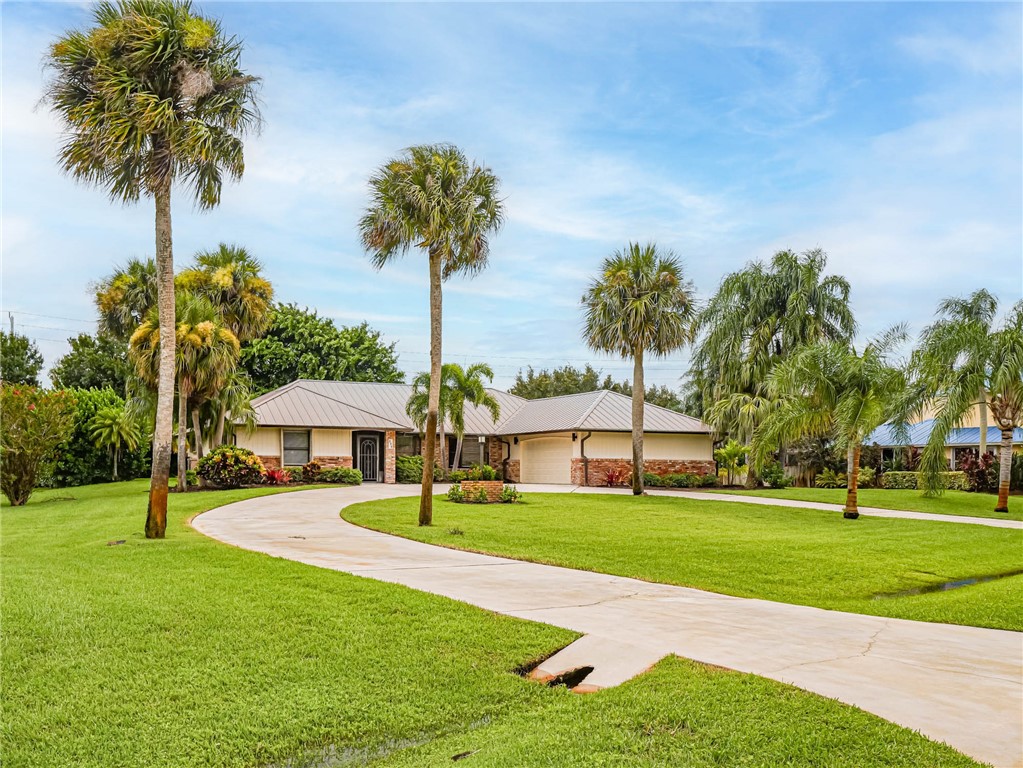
283,430,311,466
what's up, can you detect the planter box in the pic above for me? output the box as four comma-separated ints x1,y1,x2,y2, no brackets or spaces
460,480,506,503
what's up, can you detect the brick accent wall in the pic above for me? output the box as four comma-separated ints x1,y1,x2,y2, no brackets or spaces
384,430,397,484
258,455,281,471
313,455,352,469
487,436,505,474
574,457,716,486
460,480,505,502
505,459,521,483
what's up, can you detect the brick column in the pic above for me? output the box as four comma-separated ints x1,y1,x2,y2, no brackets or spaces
488,436,504,473
384,430,396,484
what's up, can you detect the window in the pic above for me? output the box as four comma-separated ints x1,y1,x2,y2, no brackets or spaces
396,433,420,457
283,430,310,466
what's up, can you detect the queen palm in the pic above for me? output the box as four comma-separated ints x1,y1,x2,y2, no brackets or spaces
360,144,503,525
582,243,697,495
46,0,260,536
913,292,1023,511
89,406,144,481
754,327,909,518
130,295,241,491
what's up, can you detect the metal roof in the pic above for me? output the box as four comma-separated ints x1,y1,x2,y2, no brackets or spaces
246,380,710,435
866,419,1023,448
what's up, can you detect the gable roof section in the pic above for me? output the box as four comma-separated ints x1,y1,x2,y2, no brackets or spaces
866,419,1023,448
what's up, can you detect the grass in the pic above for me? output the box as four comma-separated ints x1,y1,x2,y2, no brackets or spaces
345,493,1023,631
707,486,1023,520
1,481,984,767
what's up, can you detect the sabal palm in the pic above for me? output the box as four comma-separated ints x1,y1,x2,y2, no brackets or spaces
912,292,1023,510
582,243,696,495
89,406,144,481
46,0,259,537
130,294,240,490
754,327,909,518
361,144,503,525
94,258,158,341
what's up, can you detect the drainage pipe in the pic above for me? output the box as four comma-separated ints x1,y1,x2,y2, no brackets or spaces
580,431,593,487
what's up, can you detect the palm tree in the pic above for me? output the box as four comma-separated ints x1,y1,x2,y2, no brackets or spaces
46,0,260,537
754,328,909,518
360,144,504,525
912,292,1023,511
89,406,144,481
407,367,453,475
94,258,158,341
582,243,697,495
130,295,241,491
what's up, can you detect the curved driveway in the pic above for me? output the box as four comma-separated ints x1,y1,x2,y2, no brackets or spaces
193,484,1023,768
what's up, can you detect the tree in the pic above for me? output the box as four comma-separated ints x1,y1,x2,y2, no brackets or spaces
1,386,76,506
240,304,402,394
714,439,747,486
89,405,144,481
754,328,909,519
50,333,131,394
0,333,44,386
510,365,687,411
912,291,1023,512
94,258,158,342
582,242,697,495
360,144,504,526
46,0,260,538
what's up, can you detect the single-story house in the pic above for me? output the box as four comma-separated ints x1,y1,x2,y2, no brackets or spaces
865,419,1023,467
236,380,714,485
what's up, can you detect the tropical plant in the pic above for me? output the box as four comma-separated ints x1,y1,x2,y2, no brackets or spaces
50,333,132,395
88,405,144,481
46,0,260,537
195,445,264,488
911,291,1023,511
956,450,997,493
603,467,628,487
582,242,697,495
857,466,876,489
94,258,158,341
360,143,504,526
446,484,465,503
320,467,362,485
448,364,501,469
262,468,291,486
1,386,76,506
815,468,847,489
759,462,793,489
713,439,748,486
0,333,44,386
754,327,910,518
302,461,322,482
465,463,498,481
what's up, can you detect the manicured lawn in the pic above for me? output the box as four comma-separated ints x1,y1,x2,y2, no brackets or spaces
707,486,1022,520
2,482,983,767
345,493,1023,631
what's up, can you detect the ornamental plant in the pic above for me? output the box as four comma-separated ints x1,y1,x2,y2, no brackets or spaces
1,386,76,506
196,445,265,488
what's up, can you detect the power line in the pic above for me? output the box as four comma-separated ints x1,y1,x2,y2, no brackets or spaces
0,310,96,324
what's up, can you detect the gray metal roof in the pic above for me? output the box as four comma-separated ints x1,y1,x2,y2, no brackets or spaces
247,380,709,435
866,419,1023,448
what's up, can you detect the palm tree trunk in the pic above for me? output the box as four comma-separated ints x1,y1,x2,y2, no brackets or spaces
995,427,1012,513
978,387,988,456
438,422,448,478
177,385,189,492
453,435,463,470
214,402,228,448
113,449,119,482
191,408,205,460
632,347,645,495
420,248,442,526
146,181,174,539
844,443,861,519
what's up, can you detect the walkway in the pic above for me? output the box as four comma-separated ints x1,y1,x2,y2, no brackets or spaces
193,485,1023,768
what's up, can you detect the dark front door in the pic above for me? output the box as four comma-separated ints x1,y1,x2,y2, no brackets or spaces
358,435,380,481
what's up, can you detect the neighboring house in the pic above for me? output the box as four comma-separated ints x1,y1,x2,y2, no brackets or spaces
866,419,1023,468
236,380,714,485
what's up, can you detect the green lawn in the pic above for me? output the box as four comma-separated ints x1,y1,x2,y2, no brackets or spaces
345,493,1023,631
707,486,1023,520
1,482,984,767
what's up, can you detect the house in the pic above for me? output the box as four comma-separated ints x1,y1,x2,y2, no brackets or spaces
865,419,1023,468
236,380,715,485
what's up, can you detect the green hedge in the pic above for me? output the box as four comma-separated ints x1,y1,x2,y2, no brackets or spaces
880,471,968,491
320,467,362,485
395,455,443,484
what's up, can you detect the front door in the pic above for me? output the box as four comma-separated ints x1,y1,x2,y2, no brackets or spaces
358,435,380,481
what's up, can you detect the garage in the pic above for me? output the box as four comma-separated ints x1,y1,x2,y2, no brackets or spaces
520,437,573,484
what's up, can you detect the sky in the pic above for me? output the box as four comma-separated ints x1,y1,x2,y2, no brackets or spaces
2,1,1021,391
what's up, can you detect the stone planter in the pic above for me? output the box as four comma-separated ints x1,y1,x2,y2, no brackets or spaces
460,480,506,503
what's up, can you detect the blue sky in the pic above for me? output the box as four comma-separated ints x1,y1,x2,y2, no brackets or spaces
2,1,1020,390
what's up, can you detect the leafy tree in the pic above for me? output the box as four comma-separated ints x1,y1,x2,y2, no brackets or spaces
46,0,260,538
50,333,131,394
360,144,504,526
610,382,688,413
89,405,144,481
510,364,688,412
912,291,1023,511
0,333,44,386
94,258,158,342
240,304,402,394
1,386,76,506
583,242,697,495
754,328,909,518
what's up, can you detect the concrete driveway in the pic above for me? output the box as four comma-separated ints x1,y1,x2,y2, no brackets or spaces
193,484,1023,768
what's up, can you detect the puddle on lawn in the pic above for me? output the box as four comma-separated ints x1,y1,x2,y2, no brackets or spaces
874,569,1023,599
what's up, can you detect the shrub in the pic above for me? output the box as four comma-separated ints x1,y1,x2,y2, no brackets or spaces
196,446,265,488
661,473,691,488
472,487,489,503
643,472,663,487
1,386,77,506
957,450,997,493
320,467,362,485
760,462,793,489
395,455,443,483
465,463,498,481
700,473,719,487
815,468,847,488
302,461,322,482
604,467,628,486
880,471,917,490
448,469,468,484
446,485,465,502
286,467,304,483
499,485,522,503
264,468,291,486
856,466,876,488
185,469,198,486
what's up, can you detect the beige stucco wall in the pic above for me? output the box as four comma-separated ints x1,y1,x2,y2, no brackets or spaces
238,427,280,456
583,432,712,460
312,428,350,457
506,432,576,460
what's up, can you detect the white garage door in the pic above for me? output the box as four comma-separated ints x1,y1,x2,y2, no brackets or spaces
520,438,572,484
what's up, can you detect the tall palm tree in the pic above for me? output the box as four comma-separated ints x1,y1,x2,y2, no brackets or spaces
912,292,1023,511
130,295,241,491
89,406,144,481
360,144,504,525
46,0,260,537
754,328,909,518
94,258,158,341
582,243,697,495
